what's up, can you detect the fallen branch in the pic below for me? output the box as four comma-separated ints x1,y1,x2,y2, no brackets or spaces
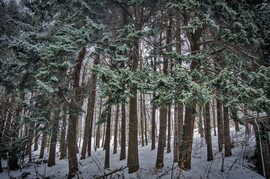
157,165,178,179
94,166,128,179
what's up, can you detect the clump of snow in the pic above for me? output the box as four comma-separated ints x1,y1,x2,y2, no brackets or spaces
0,125,263,179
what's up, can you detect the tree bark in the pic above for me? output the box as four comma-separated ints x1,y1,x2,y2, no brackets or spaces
217,99,224,152
67,47,85,178
127,36,140,173
167,105,171,153
120,103,126,160
140,92,145,147
60,107,67,160
39,131,47,159
156,106,168,168
198,106,204,138
204,102,213,161
81,54,99,159
113,104,119,154
104,103,111,168
223,105,232,157
48,111,59,167
212,99,217,136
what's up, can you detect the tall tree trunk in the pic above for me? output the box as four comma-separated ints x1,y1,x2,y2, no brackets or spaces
231,107,240,132
198,106,204,138
217,99,224,152
156,106,168,168
143,93,148,146
156,10,172,168
127,36,140,173
178,104,196,170
223,105,232,157
204,102,213,161
60,107,67,160
95,98,103,151
120,103,126,160
140,92,145,147
113,104,119,154
167,105,171,153
80,54,99,159
151,94,156,150
39,131,47,159
173,103,178,162
178,13,202,169
48,111,59,167
212,99,217,136
104,102,112,168
244,107,250,136
67,47,85,178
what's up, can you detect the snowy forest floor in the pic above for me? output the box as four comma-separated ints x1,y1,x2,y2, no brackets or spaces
0,125,264,179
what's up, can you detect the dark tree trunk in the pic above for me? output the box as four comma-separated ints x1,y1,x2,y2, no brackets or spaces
178,104,196,170
167,105,171,153
212,100,217,136
120,103,126,160
67,47,85,178
48,111,59,167
104,103,111,168
95,98,103,151
217,99,224,152
60,107,67,160
204,102,213,161
156,106,168,168
128,88,139,173
113,104,119,154
231,108,240,132
140,92,145,147
198,106,204,138
223,105,232,157
151,94,156,151
127,36,140,173
81,54,99,159
39,131,47,159
143,93,148,146
34,124,39,151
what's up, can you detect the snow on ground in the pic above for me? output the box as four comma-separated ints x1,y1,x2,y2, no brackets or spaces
0,125,264,179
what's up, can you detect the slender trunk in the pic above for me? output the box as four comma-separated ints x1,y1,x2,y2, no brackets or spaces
81,54,99,159
151,93,156,150
167,105,171,153
39,131,47,159
177,105,184,154
223,105,232,157
143,93,148,146
120,103,126,160
104,103,111,168
178,104,196,170
156,106,168,168
48,111,59,167
128,88,139,172
67,47,85,178
231,108,240,132
113,104,119,154
173,103,178,162
60,107,67,160
212,99,217,136
127,36,140,173
244,107,250,136
204,102,213,161
33,124,39,151
140,92,145,147
217,99,224,152
198,106,204,138
95,98,103,151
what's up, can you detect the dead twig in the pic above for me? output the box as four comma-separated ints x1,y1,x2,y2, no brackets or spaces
94,166,128,179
